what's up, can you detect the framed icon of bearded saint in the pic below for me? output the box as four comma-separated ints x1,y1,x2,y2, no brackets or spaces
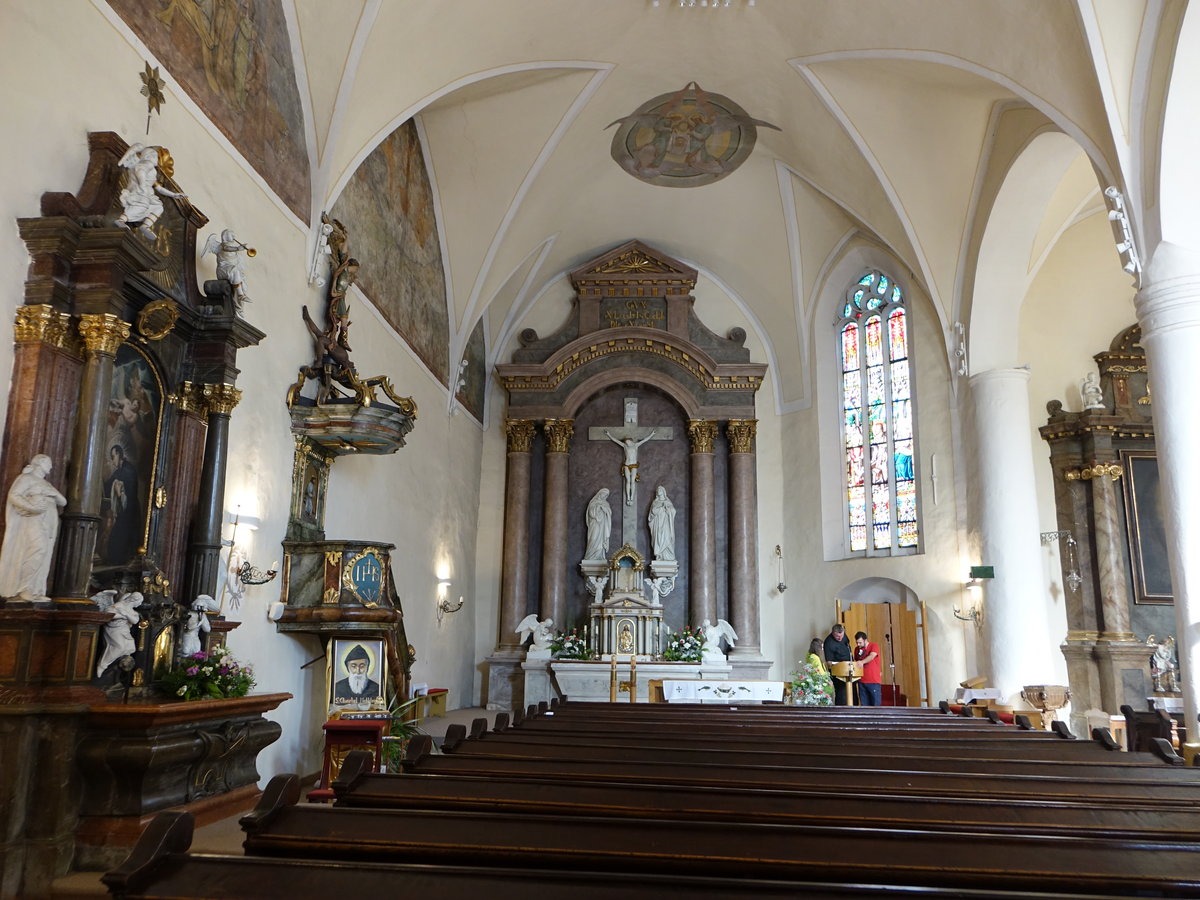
329,637,387,711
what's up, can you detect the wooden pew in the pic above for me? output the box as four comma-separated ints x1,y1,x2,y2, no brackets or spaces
102,807,1142,900
237,773,1200,897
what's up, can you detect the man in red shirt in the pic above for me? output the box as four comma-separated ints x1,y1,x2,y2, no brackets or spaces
854,631,882,706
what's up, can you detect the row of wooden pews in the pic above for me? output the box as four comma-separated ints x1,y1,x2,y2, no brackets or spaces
103,699,1200,898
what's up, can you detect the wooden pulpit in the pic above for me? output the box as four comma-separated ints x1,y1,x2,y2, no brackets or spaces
829,661,863,706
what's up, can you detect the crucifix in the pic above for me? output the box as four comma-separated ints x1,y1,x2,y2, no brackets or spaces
589,398,672,547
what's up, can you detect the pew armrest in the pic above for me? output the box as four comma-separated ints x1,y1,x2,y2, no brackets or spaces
240,774,301,833
1014,714,1034,730
332,748,374,799
404,732,434,765
1050,720,1076,740
1150,737,1186,765
101,810,194,894
1091,726,1121,751
442,723,467,753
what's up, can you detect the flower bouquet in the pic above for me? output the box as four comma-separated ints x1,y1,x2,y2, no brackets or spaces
662,626,706,662
550,628,594,660
789,660,833,706
160,645,255,701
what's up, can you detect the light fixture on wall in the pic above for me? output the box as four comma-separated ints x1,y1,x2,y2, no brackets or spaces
1103,186,1141,278
952,322,968,376
774,545,787,593
224,506,278,589
954,565,991,625
436,580,465,624
1041,530,1083,593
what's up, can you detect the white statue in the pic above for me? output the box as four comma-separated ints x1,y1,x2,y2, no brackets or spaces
203,229,254,315
1149,634,1178,692
116,143,186,240
1081,372,1104,410
0,454,67,602
93,590,144,676
605,429,656,506
516,614,555,652
643,575,674,601
648,485,676,561
700,618,738,663
584,488,612,560
586,574,608,600
220,545,246,611
178,594,219,658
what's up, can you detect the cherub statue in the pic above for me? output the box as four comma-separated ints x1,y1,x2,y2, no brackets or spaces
700,618,738,664
586,574,608,600
202,229,254,315
1080,371,1104,410
116,143,187,240
516,614,555,652
93,590,144,676
178,594,219,658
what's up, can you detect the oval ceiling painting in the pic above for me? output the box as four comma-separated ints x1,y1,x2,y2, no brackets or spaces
607,81,779,188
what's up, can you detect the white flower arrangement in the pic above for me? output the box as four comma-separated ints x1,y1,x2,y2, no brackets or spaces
663,626,706,662
789,660,833,706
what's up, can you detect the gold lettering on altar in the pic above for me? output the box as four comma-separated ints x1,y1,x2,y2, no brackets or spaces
604,300,665,329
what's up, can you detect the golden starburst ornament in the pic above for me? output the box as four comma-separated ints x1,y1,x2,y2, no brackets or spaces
140,62,166,134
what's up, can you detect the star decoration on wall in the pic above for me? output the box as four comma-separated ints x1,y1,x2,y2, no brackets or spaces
140,62,165,134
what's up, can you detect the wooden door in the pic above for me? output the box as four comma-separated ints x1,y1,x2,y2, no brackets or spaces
841,602,920,705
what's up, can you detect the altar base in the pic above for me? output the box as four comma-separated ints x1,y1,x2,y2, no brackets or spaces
547,659,731,703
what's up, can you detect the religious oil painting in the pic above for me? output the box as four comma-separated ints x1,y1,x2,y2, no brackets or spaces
105,0,311,220
1121,450,1171,604
329,637,387,711
330,120,450,384
99,345,162,567
607,81,779,188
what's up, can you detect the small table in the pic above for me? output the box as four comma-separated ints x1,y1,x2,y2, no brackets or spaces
307,717,388,803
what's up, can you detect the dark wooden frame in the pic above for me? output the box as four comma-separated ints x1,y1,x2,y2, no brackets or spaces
1120,449,1172,604
328,637,388,710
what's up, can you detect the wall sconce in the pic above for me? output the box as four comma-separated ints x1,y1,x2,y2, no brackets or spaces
224,505,278,589
436,580,465,625
954,565,991,625
1041,530,1083,593
773,545,787,593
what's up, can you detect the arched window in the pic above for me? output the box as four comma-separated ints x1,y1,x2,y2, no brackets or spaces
837,271,918,554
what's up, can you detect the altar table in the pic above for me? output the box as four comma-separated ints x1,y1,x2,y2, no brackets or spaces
662,679,785,703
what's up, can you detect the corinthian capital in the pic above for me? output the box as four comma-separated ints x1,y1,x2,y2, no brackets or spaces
77,313,130,356
543,418,575,453
505,418,537,453
687,419,718,454
200,383,242,416
726,419,757,454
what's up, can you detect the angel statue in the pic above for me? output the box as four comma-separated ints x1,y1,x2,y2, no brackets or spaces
202,229,255,315
700,618,738,664
93,590,144,677
586,574,608,601
516,614,555,657
178,594,220,658
115,143,186,240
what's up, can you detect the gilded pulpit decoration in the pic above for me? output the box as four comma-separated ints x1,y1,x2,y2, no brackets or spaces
505,419,537,453
687,419,718,453
543,418,575,453
77,314,131,357
726,419,757,454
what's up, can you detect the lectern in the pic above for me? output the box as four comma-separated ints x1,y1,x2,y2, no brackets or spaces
829,661,864,706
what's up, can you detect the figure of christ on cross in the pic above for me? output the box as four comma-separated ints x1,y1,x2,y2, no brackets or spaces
588,398,673,547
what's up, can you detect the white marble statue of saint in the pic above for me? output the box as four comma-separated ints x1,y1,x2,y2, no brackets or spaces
700,618,738,664
203,229,254,315
1081,372,1104,410
0,454,67,602
584,488,612,560
93,590,144,676
648,485,676,561
116,143,187,240
516,614,555,656
605,429,656,506
178,594,219,658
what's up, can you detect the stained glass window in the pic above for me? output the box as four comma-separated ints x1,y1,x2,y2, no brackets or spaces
838,271,919,553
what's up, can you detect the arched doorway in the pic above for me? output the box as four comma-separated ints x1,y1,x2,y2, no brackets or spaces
836,577,930,706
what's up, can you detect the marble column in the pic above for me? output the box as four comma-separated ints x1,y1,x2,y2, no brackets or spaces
688,419,718,625
497,419,536,653
183,383,241,604
969,368,1057,701
1134,241,1200,751
540,418,574,628
1081,464,1133,638
53,314,130,603
726,419,764,670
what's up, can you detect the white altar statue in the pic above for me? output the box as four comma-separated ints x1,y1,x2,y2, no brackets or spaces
606,429,656,506
648,486,676,560
584,488,612,560
700,618,738,663
586,574,608,600
94,591,144,676
0,455,66,602
203,229,254,315
517,614,555,656
116,143,186,240
178,594,219,658
1081,372,1104,410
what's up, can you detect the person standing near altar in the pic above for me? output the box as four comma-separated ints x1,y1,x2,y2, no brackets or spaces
854,631,882,706
823,624,852,705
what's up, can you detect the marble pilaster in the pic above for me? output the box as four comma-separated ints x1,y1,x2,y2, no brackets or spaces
183,384,241,604
726,419,762,664
540,419,573,628
688,419,718,626
497,419,536,653
1083,465,1133,638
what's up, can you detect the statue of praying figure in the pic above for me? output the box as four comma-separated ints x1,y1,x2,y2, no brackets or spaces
647,486,676,561
584,488,612,560
0,454,67,602
606,429,656,506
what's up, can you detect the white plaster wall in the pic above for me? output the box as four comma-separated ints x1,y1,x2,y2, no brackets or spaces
0,3,485,782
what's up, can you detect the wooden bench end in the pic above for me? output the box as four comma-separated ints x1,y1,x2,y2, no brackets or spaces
1050,720,1077,740
241,774,300,832
1150,736,1186,765
101,810,194,894
442,723,467,753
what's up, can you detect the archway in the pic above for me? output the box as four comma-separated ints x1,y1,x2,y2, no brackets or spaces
835,577,930,706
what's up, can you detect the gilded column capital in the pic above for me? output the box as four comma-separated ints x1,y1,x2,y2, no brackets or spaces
687,419,719,454
174,381,207,416
77,313,130,357
543,418,575,453
14,304,74,351
726,419,757,454
505,418,537,453
201,383,243,416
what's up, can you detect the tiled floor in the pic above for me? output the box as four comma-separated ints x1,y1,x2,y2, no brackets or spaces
49,707,500,898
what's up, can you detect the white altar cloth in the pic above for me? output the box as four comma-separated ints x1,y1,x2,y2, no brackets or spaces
663,679,784,704
955,687,1003,703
